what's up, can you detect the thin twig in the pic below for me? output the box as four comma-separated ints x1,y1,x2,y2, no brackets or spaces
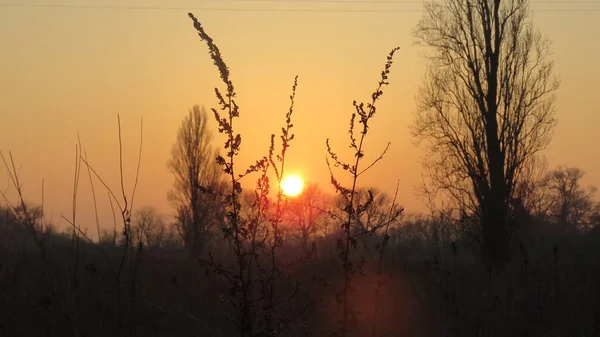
40,179,45,233
84,151,102,242
79,156,123,211
358,142,391,177
117,114,128,213
61,215,112,263
108,191,118,246
129,117,143,212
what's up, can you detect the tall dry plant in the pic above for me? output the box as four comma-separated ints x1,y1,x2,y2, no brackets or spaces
261,75,306,334
0,125,143,336
77,115,144,332
188,13,303,337
1,117,147,335
0,150,81,336
325,46,400,337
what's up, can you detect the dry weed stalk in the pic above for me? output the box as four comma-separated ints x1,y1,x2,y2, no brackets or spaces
325,46,400,337
188,13,303,337
76,115,143,332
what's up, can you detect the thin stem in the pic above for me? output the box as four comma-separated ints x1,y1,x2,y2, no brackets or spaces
117,114,128,214
372,180,401,337
129,117,144,212
84,151,102,243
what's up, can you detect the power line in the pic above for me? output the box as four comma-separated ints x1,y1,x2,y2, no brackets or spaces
0,3,599,12
4,4,414,12
195,0,600,3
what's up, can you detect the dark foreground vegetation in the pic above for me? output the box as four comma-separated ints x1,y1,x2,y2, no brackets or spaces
1,208,600,337
2,0,600,336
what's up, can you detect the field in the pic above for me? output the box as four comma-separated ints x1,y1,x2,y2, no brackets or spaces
1,225,598,337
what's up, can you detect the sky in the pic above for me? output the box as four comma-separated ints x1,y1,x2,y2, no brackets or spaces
1,0,600,238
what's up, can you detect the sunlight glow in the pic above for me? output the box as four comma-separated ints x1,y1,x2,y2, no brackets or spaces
281,175,304,197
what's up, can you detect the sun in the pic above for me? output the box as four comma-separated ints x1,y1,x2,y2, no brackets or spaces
281,175,304,197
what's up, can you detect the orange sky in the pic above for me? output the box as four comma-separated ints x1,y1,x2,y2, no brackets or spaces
1,0,600,238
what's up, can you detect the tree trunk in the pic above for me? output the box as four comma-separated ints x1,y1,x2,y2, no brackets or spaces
479,0,512,272
301,229,309,254
482,200,511,272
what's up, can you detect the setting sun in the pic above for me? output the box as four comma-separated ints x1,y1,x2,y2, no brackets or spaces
281,175,304,197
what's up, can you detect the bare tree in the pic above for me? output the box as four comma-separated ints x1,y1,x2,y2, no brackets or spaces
351,187,400,234
131,206,167,249
394,213,429,257
513,155,553,219
545,166,598,233
168,105,225,257
284,183,330,252
412,0,559,270
514,164,599,234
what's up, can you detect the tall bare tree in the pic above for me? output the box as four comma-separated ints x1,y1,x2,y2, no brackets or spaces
168,105,225,257
412,0,559,270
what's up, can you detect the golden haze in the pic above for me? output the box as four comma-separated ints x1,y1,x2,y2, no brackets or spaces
1,1,599,237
